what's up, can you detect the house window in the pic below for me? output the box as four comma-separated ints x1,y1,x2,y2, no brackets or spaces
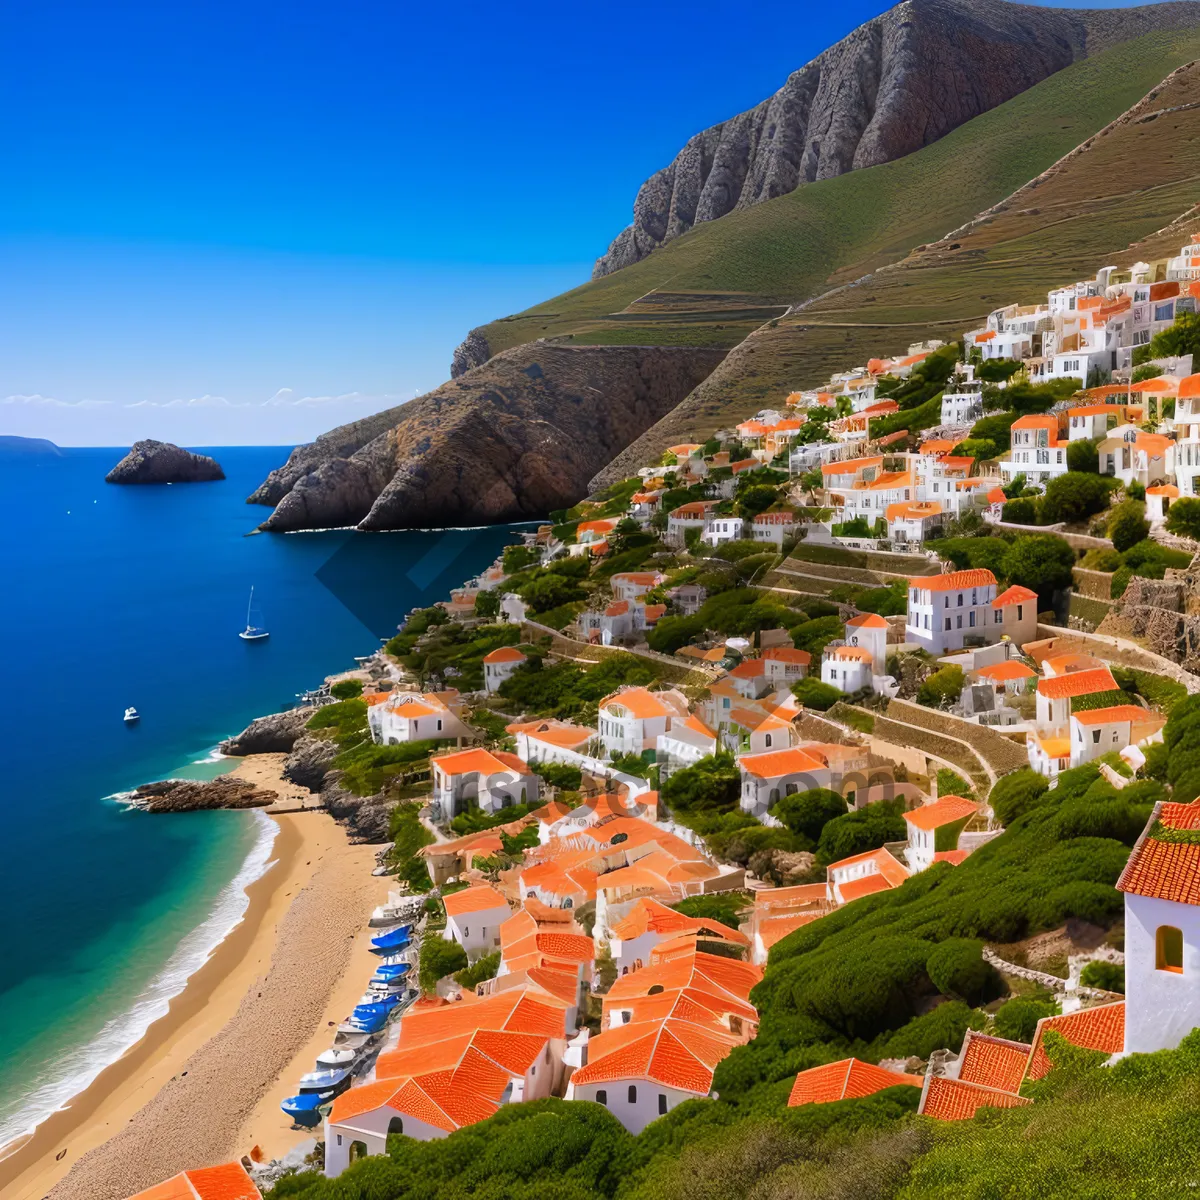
765,734,772,748
969,612,976,628
1157,925,1184,973
597,1090,608,1106
957,594,963,607
1017,605,1023,621
956,616,962,629
995,611,1003,624
628,1085,638,1104
944,618,951,631
1092,731,1101,745
659,1094,668,1115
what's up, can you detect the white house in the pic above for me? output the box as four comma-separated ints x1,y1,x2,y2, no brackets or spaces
1118,796,1200,1054
903,796,977,873
826,847,910,904
665,502,716,546
820,644,873,693
431,748,540,819
655,713,720,775
1067,403,1123,441
701,515,744,546
887,500,944,544
843,612,889,673
752,510,800,545
605,897,750,978
739,746,832,818
483,647,528,695
905,568,999,655
1147,484,1180,527
940,363,984,426
1098,428,1175,489
597,687,689,758
760,645,811,683
611,572,664,602
1000,415,1068,486
368,691,475,745
443,884,512,959
1173,373,1200,497
726,658,775,700
1068,705,1166,770
1034,666,1118,736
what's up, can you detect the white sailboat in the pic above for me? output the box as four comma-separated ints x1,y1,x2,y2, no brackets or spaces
239,586,270,641
123,707,140,723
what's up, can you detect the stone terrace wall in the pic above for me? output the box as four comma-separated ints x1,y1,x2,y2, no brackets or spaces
1072,567,1115,601
886,699,1030,776
871,715,990,790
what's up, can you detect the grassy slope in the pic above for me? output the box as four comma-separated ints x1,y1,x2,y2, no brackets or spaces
477,28,1200,359
594,48,1200,484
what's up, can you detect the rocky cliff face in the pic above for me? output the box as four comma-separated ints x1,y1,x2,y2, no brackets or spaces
219,708,314,756
451,329,491,378
106,440,225,484
250,344,725,532
593,0,1200,277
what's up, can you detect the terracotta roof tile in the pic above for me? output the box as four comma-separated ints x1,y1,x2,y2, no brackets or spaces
1036,667,1118,699
957,1031,1030,1094
443,885,510,918
904,796,976,832
919,1076,1032,1121
483,646,527,664
1026,1002,1125,1081
126,1164,263,1200
788,1058,922,1107
910,568,997,592
992,585,1038,608
977,660,1036,682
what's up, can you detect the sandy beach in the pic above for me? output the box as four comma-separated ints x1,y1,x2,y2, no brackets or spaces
0,755,390,1200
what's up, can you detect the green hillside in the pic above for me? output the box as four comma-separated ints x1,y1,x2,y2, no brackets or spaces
476,27,1200,361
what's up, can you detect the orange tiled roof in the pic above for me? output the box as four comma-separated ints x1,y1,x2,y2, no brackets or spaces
758,912,824,949
993,584,1038,607
1148,484,1181,497
433,747,530,777
933,849,969,866
443,884,510,918
837,874,894,902
506,719,595,749
1036,667,1117,699
127,1164,263,1200
977,660,1036,683
599,687,679,720
910,568,997,592
957,1031,1030,1094
904,796,976,831
738,746,828,779
610,897,750,944
920,1075,1032,1121
846,612,888,629
483,646,527,664
569,1016,739,1094
754,883,828,910
1071,705,1163,728
821,455,884,475
762,646,813,664
828,847,909,890
1026,1001,1125,1081
1117,799,1200,904
788,1058,922,1107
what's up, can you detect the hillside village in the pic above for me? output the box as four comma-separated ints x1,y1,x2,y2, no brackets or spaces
134,239,1200,1198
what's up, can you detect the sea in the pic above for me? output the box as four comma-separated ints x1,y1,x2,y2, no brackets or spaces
0,445,523,1149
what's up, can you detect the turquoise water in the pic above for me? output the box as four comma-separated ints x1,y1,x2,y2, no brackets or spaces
0,446,521,1145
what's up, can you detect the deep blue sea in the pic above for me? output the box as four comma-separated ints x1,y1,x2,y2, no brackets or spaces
0,446,522,1146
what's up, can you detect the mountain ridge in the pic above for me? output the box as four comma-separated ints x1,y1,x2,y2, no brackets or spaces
592,0,1200,277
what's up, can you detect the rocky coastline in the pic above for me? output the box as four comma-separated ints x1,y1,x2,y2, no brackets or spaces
130,777,278,813
106,440,225,484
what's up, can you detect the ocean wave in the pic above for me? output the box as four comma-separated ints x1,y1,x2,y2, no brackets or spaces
0,810,279,1149
190,746,228,765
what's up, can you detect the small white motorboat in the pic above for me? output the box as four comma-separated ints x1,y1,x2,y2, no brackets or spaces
123,707,140,724
316,1046,361,1071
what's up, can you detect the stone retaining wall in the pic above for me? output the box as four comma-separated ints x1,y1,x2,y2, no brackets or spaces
887,699,1029,775
871,715,989,788
1073,567,1115,601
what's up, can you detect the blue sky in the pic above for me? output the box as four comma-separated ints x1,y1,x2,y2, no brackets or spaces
0,0,1149,445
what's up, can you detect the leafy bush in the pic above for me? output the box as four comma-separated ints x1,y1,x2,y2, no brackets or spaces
418,929,469,993
790,615,845,656
1080,959,1125,993
306,698,369,747
917,665,963,709
936,769,973,799
671,893,748,931
386,801,435,892
1107,499,1149,553
993,995,1056,1043
817,799,907,864
771,788,848,844
1165,495,1200,540
1004,533,1076,599
662,754,741,818
925,938,1000,1006
989,768,1051,826
1002,497,1040,525
329,678,364,700
534,761,583,790
791,677,843,711
1111,565,1133,599
1079,547,1122,571
455,951,500,991
1066,438,1100,474
333,737,451,796
1040,472,1115,524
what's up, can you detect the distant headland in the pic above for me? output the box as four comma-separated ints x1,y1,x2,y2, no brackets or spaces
0,435,63,458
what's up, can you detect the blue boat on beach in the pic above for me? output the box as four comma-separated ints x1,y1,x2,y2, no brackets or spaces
368,925,411,954
371,963,410,983
281,1090,331,1128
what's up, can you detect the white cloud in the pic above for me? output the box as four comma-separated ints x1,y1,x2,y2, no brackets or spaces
3,393,111,408
124,394,246,409
261,389,411,408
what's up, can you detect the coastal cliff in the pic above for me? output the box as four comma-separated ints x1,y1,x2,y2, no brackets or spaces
593,0,1200,277
249,343,725,532
106,440,225,484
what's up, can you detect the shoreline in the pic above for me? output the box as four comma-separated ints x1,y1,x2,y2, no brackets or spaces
0,757,389,1200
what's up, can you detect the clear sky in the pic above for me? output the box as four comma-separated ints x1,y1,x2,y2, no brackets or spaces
0,0,1149,446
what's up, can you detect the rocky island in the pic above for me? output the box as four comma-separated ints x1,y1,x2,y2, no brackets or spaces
106,440,225,484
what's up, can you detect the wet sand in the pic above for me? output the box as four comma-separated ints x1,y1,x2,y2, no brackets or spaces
1,761,388,1200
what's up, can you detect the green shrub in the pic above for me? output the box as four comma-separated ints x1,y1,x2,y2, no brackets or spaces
917,665,964,709
993,996,1056,1043
306,698,369,747
455,951,501,991
1080,959,1125,993
1066,438,1100,473
1040,472,1115,524
671,893,748,931
418,929,469,993
1111,565,1133,599
926,938,1001,1006
1079,547,1122,572
662,754,741,818
984,768,1050,828
1165,495,1200,540
792,677,843,711
936,769,973,799
771,788,848,844
1002,497,1039,525
1107,499,1149,553
817,800,906,864
329,678,364,700
534,761,583,790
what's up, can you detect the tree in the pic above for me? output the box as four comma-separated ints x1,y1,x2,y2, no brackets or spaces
1145,310,1200,363
661,754,740,816
1080,960,1125,993
1066,437,1100,474
736,484,783,520
917,665,964,709
1166,496,1200,541
418,930,468,992
816,799,906,863
646,613,705,655
473,588,501,619
926,938,1001,1006
1040,472,1115,524
1107,499,1149,553
455,951,500,991
1002,496,1039,525
518,573,585,613
503,543,540,574
1002,471,1026,499
1131,362,1165,384
771,788,848,843
791,676,842,711
1003,533,1076,599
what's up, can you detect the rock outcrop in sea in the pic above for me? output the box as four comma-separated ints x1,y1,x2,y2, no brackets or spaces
105,440,225,484
591,0,1200,277
131,777,277,813
248,343,724,532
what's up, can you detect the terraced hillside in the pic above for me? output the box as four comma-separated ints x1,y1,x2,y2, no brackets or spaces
594,52,1200,487
468,28,1200,368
